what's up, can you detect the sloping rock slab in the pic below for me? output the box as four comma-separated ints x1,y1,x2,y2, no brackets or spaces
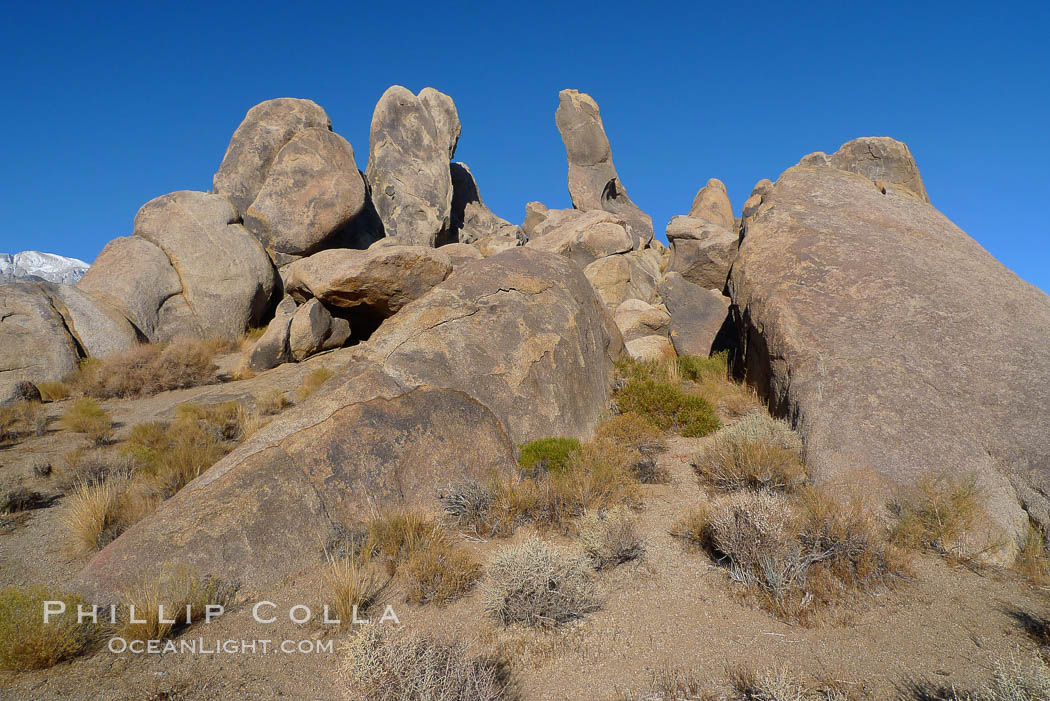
728,144,1050,558
77,364,515,595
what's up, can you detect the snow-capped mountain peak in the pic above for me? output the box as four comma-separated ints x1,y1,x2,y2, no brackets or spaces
0,250,91,284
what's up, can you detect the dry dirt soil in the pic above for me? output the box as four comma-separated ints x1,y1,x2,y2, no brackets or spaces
0,356,1047,700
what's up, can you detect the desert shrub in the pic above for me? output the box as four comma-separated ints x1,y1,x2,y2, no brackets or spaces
675,488,903,622
297,367,335,401
345,626,513,701
60,448,135,489
578,506,645,570
67,339,219,399
117,570,237,642
616,379,719,437
321,553,387,626
0,400,47,443
2,488,54,513
0,585,92,670
889,474,983,558
981,649,1050,700
404,539,482,605
692,412,806,493
58,397,113,445
518,437,581,475
32,461,52,478
483,538,600,627
440,481,498,536
36,380,71,402
594,413,669,484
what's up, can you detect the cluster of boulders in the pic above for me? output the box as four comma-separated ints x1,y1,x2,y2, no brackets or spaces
2,82,1047,591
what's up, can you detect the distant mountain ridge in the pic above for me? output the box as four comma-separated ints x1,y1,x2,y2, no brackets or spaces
0,250,90,284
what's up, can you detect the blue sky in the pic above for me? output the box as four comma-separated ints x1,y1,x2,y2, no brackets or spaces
1,1,1047,292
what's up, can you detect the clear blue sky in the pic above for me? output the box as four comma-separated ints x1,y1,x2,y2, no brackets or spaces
1,1,1047,292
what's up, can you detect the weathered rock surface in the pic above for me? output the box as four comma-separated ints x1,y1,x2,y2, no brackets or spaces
439,242,484,269
659,273,732,357
242,127,366,257
133,191,277,341
0,283,79,402
76,246,624,594
583,249,660,308
46,284,140,358
818,137,929,202
688,178,735,229
614,298,670,342
213,98,331,215
449,162,524,245
366,247,622,444
78,364,517,593
665,216,737,290
728,138,1050,558
419,87,461,160
247,297,297,371
366,86,455,246
284,245,452,317
77,236,182,343
555,89,653,247
625,335,676,363
288,298,344,361
525,209,633,267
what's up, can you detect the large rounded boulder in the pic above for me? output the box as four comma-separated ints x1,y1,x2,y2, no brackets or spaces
728,137,1050,560
366,86,458,246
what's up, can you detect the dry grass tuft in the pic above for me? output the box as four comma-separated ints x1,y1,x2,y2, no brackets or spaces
693,412,806,493
345,626,514,701
614,666,714,701
297,367,335,401
58,397,113,445
63,479,122,553
257,389,291,416
330,511,482,606
483,538,600,627
117,570,237,642
65,338,220,399
36,381,71,402
121,402,248,497
1014,525,1050,585
404,539,483,605
578,506,645,570
321,553,387,626
0,585,92,671
0,400,47,443
889,473,984,559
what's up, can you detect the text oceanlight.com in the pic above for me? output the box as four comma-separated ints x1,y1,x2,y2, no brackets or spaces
108,638,336,655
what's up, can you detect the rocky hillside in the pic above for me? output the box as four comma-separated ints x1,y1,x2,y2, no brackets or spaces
1,85,1049,699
